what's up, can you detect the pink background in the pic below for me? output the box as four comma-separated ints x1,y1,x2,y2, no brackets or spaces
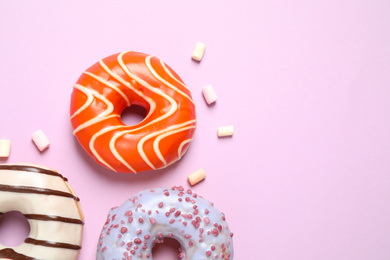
1,0,390,259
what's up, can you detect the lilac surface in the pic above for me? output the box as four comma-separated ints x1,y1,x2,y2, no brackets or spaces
0,1,390,259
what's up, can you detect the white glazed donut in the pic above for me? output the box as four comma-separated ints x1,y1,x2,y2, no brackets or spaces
0,163,84,260
97,186,234,260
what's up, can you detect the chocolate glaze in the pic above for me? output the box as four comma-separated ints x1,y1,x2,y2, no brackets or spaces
0,184,80,201
0,212,84,225
25,238,81,250
0,248,39,260
0,165,68,181
24,214,84,225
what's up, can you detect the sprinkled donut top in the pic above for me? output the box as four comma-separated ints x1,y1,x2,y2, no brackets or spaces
97,186,234,260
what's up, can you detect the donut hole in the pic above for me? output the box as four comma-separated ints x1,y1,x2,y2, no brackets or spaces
0,211,30,247
121,105,147,126
152,237,182,259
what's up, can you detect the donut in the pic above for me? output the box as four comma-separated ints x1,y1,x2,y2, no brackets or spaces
70,51,197,173
96,186,234,259
0,163,84,260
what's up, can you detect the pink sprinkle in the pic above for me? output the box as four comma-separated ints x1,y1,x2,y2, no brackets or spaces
204,217,210,225
158,202,164,208
139,218,144,223
212,228,219,236
134,238,142,244
121,227,128,233
206,250,212,256
125,211,132,216
149,217,156,224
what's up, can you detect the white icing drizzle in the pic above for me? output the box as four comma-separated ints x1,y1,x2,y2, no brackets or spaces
83,71,131,106
72,84,116,135
89,125,127,172
160,60,191,92
98,58,156,121
146,56,195,105
112,52,180,168
137,119,197,169
177,139,192,158
70,85,94,120
153,125,196,165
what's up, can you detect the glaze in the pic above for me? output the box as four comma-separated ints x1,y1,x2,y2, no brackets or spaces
0,163,84,260
97,186,234,259
70,51,197,173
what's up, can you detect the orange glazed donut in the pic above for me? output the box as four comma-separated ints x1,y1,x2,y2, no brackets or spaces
70,51,197,173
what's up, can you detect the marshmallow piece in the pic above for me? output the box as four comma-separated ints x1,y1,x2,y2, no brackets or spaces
32,130,50,151
202,84,217,105
187,168,206,186
218,126,234,137
0,139,11,157
191,42,206,61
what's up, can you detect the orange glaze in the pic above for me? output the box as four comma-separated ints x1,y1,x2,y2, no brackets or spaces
70,51,196,173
